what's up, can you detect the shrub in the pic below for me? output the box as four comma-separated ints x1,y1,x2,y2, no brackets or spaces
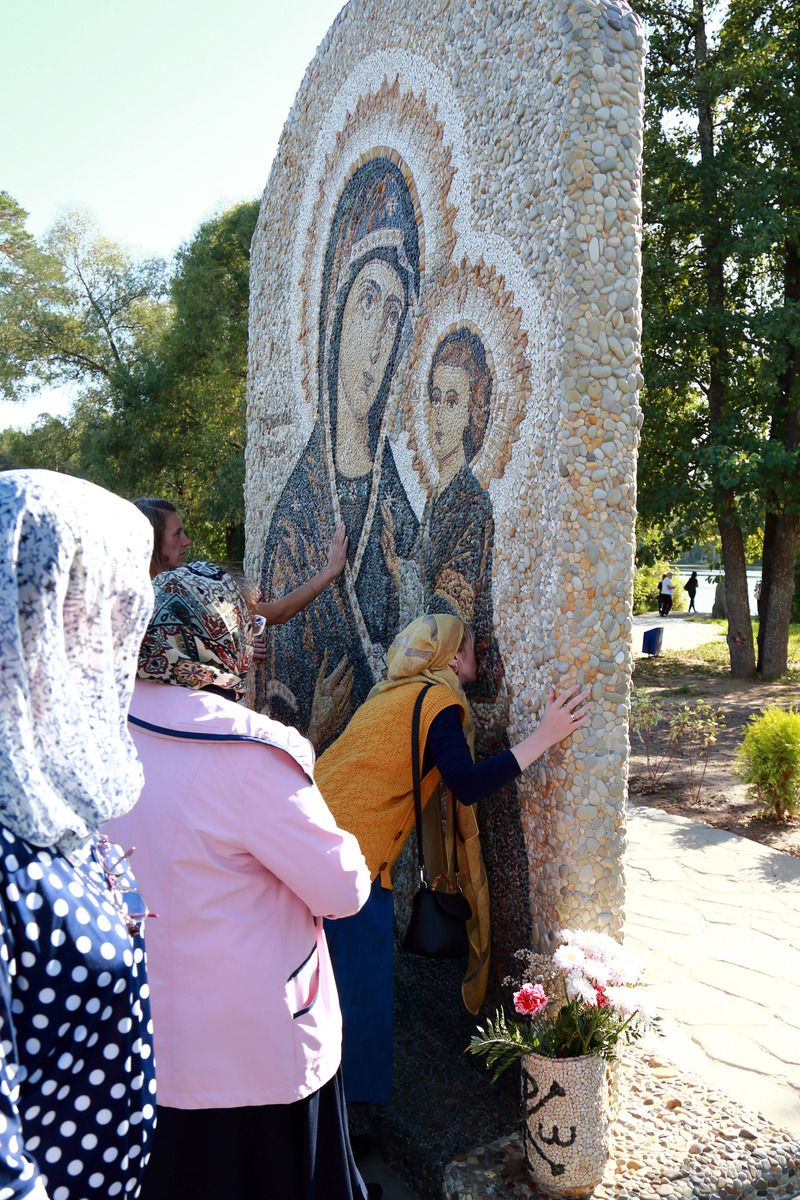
630,690,722,798
668,699,722,801
736,706,800,821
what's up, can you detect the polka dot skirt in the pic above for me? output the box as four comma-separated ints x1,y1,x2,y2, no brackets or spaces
0,826,156,1199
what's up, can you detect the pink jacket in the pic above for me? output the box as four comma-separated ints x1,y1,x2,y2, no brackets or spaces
106,679,370,1108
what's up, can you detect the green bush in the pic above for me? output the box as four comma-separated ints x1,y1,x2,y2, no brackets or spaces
736,706,800,821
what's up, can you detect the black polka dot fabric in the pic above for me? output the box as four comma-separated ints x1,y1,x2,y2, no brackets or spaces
0,826,156,1199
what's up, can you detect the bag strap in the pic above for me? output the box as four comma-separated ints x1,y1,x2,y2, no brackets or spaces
410,683,462,892
411,683,434,886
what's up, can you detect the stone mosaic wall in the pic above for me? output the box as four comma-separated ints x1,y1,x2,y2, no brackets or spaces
245,0,645,959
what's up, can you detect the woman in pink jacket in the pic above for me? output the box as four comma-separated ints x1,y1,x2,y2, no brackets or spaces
106,561,373,1200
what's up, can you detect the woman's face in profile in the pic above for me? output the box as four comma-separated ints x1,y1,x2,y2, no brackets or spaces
427,363,471,467
338,258,403,420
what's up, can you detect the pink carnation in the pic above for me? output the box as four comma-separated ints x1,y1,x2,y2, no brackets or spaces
513,983,549,1016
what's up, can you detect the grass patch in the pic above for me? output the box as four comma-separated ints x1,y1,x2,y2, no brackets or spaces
634,620,800,684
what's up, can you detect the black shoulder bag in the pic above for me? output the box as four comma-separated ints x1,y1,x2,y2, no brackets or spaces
402,683,472,959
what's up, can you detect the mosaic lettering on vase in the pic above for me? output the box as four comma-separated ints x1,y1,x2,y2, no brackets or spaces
521,1067,574,1179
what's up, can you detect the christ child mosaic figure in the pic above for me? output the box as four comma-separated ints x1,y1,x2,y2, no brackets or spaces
422,328,505,709
259,157,420,745
384,326,505,715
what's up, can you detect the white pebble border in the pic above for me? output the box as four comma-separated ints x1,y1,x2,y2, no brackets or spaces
443,1048,800,1199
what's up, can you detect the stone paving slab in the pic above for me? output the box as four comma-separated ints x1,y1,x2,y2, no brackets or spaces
625,808,800,1138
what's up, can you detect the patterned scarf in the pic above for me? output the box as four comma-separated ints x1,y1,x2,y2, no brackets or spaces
137,562,253,694
0,470,154,851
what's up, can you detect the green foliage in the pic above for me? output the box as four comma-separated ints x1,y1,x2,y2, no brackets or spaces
736,706,800,820
630,690,678,787
468,1009,541,1083
668,698,723,801
0,200,168,401
0,197,258,566
630,689,723,799
635,0,800,676
632,562,688,614
468,995,646,1081
633,561,666,615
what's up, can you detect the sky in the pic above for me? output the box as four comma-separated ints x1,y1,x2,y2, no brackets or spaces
1,0,345,429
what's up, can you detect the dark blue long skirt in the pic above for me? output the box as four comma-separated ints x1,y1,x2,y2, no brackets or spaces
140,1070,367,1200
325,880,394,1103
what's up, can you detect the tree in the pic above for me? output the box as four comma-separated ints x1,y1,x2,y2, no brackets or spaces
719,0,800,676
0,199,258,565
84,201,259,562
638,0,799,677
639,0,756,675
0,197,168,401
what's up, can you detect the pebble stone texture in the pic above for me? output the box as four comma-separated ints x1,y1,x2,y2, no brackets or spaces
244,0,646,961
522,1052,610,1196
443,1048,800,1200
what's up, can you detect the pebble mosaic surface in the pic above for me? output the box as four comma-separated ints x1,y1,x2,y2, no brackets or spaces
245,0,645,953
443,1049,800,1200
522,1053,610,1195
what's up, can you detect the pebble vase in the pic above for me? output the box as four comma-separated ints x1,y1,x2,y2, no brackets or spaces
521,1052,610,1197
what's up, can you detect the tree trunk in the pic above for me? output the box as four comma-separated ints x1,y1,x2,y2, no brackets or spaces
759,237,800,677
759,510,799,677
718,499,755,677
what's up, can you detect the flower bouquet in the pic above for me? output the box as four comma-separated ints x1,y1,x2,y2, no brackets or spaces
468,928,655,1079
468,930,657,1197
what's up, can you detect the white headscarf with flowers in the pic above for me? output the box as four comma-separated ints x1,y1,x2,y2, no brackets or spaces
0,470,154,852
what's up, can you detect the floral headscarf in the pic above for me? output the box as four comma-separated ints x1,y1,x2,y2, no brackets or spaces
0,470,154,851
137,562,253,694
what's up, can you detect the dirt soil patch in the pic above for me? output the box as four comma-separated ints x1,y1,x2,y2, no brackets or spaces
628,671,800,858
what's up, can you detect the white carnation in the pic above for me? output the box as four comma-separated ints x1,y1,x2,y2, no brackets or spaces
566,973,599,1006
553,944,587,972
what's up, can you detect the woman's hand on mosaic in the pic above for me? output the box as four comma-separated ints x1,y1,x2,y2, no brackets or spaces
323,521,348,581
510,684,590,772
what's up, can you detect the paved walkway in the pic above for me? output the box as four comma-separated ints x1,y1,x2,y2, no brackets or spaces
625,806,800,1137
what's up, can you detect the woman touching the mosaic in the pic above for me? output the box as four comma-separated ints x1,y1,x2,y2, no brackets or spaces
105,561,373,1200
0,470,157,1199
134,496,350,632
317,612,589,1102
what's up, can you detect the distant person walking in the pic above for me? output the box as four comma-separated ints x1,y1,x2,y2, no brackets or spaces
657,574,666,616
661,572,675,616
684,571,699,613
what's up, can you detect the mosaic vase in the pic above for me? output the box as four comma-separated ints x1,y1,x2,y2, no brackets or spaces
521,1052,610,1198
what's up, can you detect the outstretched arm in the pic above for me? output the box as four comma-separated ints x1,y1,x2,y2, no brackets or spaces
256,522,348,626
427,686,590,805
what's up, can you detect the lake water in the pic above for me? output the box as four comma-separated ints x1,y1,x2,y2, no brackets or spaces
672,567,762,617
